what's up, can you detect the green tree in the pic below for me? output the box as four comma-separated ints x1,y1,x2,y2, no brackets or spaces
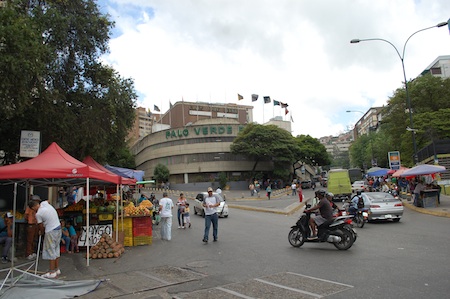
294,135,330,166
230,123,299,179
153,163,170,184
0,0,137,165
380,74,450,165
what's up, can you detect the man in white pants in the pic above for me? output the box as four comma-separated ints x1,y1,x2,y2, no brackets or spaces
159,192,174,240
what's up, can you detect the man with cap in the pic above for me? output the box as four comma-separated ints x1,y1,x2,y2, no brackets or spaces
304,189,334,240
28,198,61,278
202,187,222,243
0,212,13,263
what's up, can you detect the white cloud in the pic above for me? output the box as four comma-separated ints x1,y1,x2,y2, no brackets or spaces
100,0,450,138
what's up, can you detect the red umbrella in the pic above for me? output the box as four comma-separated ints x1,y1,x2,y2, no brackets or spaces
392,167,410,177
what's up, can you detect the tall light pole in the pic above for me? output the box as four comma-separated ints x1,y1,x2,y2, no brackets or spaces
350,20,448,165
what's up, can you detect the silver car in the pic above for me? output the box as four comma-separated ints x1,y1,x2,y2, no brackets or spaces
194,192,229,218
361,192,403,222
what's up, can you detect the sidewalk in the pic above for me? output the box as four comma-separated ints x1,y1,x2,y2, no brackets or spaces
400,193,450,218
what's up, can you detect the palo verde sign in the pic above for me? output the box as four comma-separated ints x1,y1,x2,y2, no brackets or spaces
166,125,244,139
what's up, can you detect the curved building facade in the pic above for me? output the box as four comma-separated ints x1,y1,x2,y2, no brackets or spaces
131,101,274,184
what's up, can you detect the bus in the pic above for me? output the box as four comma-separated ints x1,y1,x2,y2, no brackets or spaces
348,168,363,184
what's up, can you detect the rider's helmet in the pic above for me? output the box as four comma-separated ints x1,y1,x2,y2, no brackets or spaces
326,192,334,198
317,189,326,196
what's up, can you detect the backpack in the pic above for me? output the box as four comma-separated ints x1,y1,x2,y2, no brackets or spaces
357,196,365,209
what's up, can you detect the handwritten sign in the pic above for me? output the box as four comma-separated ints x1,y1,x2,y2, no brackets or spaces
78,224,112,247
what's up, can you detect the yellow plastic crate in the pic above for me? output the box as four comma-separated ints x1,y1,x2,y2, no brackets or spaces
124,236,133,247
82,208,97,214
113,218,133,238
133,236,152,246
98,213,114,221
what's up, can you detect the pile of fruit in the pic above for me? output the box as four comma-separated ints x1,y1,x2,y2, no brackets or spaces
64,200,85,212
139,199,153,209
88,234,125,259
124,202,151,216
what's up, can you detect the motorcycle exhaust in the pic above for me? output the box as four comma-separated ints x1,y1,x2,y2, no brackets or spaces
327,235,341,243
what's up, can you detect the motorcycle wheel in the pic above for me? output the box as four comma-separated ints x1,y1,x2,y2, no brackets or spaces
288,227,305,247
355,214,365,228
343,224,357,242
333,229,354,250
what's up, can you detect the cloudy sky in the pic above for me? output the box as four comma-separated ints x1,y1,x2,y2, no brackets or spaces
97,0,450,138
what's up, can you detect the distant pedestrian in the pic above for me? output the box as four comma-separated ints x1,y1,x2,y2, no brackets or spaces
184,203,191,228
249,183,255,196
176,193,186,229
266,184,272,200
159,192,174,240
202,187,222,243
291,182,297,196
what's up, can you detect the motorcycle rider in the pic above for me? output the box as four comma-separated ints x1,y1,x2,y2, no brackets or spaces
348,191,363,216
305,189,333,240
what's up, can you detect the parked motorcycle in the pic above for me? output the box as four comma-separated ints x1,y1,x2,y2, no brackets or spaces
288,205,356,250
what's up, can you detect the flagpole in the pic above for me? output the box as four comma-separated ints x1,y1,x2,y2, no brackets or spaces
169,100,172,128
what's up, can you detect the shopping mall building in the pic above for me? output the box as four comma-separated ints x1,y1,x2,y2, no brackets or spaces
131,101,290,189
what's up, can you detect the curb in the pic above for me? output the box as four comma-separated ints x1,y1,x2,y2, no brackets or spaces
402,200,450,218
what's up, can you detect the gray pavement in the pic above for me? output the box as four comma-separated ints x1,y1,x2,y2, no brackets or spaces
2,187,449,298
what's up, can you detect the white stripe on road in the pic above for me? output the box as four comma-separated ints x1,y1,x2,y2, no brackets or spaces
216,287,256,299
253,278,323,298
286,272,354,288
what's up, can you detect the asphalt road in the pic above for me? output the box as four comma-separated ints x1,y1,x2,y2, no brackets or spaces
4,190,449,298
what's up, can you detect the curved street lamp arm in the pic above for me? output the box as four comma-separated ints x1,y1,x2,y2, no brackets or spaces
402,23,446,59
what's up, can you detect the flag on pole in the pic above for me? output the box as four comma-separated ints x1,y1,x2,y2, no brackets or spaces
290,115,294,122
154,105,160,112
238,94,244,101
251,94,259,102
169,101,173,108
147,108,152,117
273,100,280,106
263,96,271,104
280,102,288,108
285,108,289,115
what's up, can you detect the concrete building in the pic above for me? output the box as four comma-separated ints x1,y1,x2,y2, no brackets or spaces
421,55,450,78
130,101,284,188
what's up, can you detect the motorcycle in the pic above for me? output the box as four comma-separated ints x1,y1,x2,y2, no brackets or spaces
334,209,358,241
342,200,368,228
288,205,356,250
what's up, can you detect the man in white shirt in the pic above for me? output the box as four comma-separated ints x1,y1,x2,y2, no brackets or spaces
159,192,174,240
28,199,61,279
202,187,222,243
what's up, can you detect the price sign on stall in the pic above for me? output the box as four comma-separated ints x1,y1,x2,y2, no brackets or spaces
78,224,112,247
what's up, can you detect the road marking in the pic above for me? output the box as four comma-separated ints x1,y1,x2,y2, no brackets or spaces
216,286,256,299
254,278,323,298
286,272,354,288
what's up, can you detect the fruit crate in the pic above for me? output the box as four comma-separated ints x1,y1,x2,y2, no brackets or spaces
132,216,152,237
98,213,114,221
113,217,132,239
133,236,152,246
124,236,133,247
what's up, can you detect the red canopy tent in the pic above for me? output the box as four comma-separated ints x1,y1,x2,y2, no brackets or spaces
82,156,136,185
0,142,120,267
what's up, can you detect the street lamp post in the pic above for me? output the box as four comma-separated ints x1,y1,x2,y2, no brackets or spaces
350,21,448,165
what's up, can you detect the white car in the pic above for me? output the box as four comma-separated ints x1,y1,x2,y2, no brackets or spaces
351,180,368,192
194,192,229,218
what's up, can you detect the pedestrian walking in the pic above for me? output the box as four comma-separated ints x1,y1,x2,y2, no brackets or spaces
291,182,297,196
266,184,272,200
159,192,174,240
202,187,222,243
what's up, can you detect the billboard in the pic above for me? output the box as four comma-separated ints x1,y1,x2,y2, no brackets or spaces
388,151,401,170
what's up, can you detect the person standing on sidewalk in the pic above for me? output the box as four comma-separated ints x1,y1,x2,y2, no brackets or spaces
291,182,297,196
28,199,62,279
176,193,186,229
266,184,272,200
159,192,174,240
202,187,222,243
